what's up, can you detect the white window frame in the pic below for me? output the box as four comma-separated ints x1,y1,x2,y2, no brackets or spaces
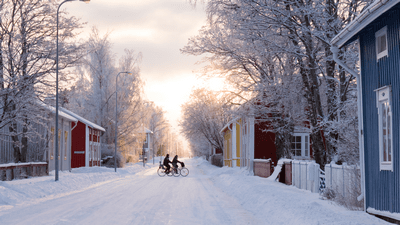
291,133,310,159
375,26,388,60
375,86,393,171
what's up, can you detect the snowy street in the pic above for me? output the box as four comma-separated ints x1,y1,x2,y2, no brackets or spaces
0,158,389,225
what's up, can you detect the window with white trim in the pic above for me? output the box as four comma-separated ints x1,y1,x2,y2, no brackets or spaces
376,26,388,60
291,133,310,159
376,86,393,170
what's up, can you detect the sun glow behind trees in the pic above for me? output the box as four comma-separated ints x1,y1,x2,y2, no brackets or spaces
181,0,370,165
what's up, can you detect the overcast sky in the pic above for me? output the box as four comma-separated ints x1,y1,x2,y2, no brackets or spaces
67,0,211,133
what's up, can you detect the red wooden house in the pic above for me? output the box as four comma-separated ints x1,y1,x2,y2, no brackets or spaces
221,114,313,172
60,108,105,168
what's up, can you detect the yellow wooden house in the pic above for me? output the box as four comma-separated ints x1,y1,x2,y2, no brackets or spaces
220,117,255,168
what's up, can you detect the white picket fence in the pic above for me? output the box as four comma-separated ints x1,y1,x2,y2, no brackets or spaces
324,163,361,198
292,160,320,193
290,160,360,199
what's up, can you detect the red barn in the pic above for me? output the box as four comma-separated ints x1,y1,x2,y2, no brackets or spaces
60,108,105,168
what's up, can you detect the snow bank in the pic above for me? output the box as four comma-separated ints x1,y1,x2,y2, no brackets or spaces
193,157,389,225
0,161,158,210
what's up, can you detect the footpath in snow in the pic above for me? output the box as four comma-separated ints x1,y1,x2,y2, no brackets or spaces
0,157,390,225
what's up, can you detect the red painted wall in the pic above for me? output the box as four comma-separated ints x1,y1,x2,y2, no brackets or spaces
254,122,277,166
71,121,86,168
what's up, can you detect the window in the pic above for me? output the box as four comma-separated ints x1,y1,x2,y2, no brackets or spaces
376,26,388,60
376,86,393,171
291,133,310,159
50,127,54,159
58,129,61,160
64,131,68,160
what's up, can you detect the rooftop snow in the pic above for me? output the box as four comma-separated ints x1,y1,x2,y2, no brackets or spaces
331,0,400,48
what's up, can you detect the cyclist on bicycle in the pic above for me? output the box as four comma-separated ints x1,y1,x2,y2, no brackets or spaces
163,154,172,173
171,155,182,173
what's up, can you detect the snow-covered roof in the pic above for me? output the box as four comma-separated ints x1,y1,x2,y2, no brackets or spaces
137,127,153,134
331,0,400,48
144,127,153,134
60,107,105,132
38,101,78,122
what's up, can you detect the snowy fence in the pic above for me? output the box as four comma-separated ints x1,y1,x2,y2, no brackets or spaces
292,160,320,193
324,163,361,199
0,126,16,163
0,123,48,164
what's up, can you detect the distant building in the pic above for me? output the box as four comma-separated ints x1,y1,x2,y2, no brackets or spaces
141,127,153,160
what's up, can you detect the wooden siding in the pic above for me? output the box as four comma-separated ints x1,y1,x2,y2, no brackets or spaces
236,121,241,167
359,4,400,213
223,130,231,167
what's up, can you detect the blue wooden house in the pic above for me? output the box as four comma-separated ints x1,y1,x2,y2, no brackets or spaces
331,0,400,220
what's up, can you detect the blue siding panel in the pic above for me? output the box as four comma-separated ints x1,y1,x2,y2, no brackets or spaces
359,4,400,213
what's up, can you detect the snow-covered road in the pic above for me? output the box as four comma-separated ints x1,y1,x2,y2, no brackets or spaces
0,158,389,225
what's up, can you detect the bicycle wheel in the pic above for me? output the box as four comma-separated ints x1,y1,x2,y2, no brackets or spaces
157,168,166,177
173,168,180,177
180,167,189,177
167,169,174,177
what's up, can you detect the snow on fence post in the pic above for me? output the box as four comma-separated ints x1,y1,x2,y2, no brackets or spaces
253,159,272,178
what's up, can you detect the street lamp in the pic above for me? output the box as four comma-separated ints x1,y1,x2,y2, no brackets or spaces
115,72,132,172
55,0,90,181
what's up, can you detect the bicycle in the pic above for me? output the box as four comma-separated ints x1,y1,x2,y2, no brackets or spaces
157,161,175,177
174,162,189,177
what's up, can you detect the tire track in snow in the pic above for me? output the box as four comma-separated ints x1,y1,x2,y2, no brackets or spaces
195,165,262,225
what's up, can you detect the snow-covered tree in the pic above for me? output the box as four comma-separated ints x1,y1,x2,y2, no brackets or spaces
0,0,83,162
144,102,168,159
184,0,372,166
66,27,145,165
180,88,232,156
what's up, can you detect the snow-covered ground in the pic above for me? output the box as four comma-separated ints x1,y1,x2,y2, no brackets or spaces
0,157,389,225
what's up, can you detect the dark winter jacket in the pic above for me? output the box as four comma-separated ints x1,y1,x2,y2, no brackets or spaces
163,156,171,166
172,156,180,164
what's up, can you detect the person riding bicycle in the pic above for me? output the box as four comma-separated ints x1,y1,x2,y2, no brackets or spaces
171,155,182,173
163,154,172,173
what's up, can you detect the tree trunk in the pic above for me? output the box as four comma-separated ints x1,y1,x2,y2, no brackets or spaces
9,122,21,163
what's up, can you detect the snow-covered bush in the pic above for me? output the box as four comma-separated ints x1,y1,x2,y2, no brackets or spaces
101,144,124,168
